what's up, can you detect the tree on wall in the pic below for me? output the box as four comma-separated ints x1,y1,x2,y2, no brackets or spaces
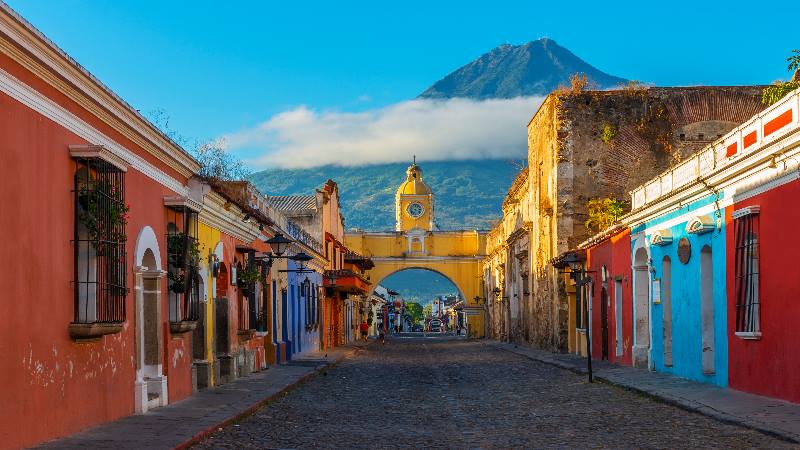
762,50,800,106
146,108,250,181
585,197,625,232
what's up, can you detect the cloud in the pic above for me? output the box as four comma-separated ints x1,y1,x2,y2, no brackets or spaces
224,96,544,169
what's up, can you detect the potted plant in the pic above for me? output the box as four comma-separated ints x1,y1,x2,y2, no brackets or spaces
237,266,259,295
77,178,130,255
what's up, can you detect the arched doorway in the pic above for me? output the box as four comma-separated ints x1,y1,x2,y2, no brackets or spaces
633,246,651,369
133,226,167,413
378,268,466,335
700,245,715,375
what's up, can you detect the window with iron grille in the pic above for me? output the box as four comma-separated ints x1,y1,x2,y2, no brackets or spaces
166,207,200,324
734,208,760,335
73,159,128,326
235,251,259,332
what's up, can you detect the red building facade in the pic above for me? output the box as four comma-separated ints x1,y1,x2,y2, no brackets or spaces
726,178,800,403
584,228,634,366
0,5,202,447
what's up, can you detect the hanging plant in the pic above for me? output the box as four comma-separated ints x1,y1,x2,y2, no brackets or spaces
237,266,259,295
167,232,201,269
168,268,187,294
77,178,130,255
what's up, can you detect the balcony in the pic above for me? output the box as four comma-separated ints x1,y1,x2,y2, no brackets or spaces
324,269,371,294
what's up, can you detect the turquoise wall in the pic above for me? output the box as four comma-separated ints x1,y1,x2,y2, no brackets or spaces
639,195,728,387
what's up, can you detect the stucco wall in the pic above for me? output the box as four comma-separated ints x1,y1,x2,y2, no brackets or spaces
632,195,728,386
727,179,800,402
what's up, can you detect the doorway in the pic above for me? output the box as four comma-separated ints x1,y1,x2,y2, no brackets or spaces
700,246,715,374
662,256,673,367
614,278,623,357
633,247,651,369
600,286,609,360
135,248,168,413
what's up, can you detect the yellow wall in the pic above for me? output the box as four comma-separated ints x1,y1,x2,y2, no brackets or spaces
397,194,434,232
197,221,221,384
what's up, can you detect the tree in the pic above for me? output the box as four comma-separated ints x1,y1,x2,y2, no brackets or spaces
762,50,800,106
146,108,250,181
405,302,424,325
585,198,625,232
422,303,433,320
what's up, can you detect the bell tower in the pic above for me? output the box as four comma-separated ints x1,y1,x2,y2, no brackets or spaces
395,156,434,232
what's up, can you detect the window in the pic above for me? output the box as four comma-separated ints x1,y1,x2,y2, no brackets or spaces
734,207,760,335
73,158,127,326
166,206,200,325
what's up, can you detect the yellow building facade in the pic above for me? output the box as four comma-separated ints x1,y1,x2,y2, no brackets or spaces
344,161,488,337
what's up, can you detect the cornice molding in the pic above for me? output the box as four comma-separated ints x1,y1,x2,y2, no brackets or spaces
0,5,200,177
0,66,188,195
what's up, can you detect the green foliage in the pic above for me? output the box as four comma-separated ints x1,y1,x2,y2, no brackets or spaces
762,50,800,106
404,302,424,325
76,177,130,252
788,49,800,73
423,303,433,319
601,124,616,145
762,81,799,106
237,266,260,285
585,197,625,232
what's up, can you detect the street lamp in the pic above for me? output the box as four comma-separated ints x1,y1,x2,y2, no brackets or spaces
266,233,292,257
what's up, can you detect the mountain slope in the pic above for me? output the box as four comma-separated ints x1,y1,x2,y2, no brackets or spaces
419,38,627,99
249,159,520,231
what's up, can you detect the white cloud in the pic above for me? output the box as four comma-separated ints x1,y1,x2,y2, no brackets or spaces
224,96,545,169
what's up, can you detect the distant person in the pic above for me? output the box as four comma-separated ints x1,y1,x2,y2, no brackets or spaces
360,320,369,341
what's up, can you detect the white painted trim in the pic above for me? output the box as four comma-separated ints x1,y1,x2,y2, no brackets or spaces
0,67,188,195
0,5,200,175
134,226,163,271
732,205,761,220
685,215,715,235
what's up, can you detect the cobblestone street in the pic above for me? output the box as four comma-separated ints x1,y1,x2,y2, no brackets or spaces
195,337,791,449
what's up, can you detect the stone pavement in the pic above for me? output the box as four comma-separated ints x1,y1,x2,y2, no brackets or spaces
194,336,791,449
36,342,369,450
487,340,800,444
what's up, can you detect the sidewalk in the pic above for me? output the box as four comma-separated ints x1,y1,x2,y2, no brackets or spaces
486,340,800,444
37,342,369,450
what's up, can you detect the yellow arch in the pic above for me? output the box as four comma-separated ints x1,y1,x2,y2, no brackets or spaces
345,230,487,337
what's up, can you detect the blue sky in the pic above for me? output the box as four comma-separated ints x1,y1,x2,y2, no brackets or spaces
6,0,798,164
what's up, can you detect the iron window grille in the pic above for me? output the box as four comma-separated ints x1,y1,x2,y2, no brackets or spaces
235,251,259,332
166,207,200,324
73,158,128,325
734,209,760,334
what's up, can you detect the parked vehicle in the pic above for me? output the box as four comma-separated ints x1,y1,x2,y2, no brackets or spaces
428,319,442,332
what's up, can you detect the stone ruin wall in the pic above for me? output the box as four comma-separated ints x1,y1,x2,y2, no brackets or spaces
523,86,765,352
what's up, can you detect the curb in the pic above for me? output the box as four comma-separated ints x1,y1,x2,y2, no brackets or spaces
485,341,800,444
174,345,366,449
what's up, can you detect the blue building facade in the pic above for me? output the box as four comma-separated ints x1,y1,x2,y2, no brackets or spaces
285,256,323,360
635,194,729,386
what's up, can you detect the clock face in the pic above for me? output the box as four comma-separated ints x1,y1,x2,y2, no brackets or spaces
406,202,424,218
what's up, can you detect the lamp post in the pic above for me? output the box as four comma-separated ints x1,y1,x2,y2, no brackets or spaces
559,252,595,383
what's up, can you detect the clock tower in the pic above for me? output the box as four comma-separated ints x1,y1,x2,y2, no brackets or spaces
396,157,434,232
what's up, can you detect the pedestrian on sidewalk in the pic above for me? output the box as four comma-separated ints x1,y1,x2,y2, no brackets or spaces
360,320,369,341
